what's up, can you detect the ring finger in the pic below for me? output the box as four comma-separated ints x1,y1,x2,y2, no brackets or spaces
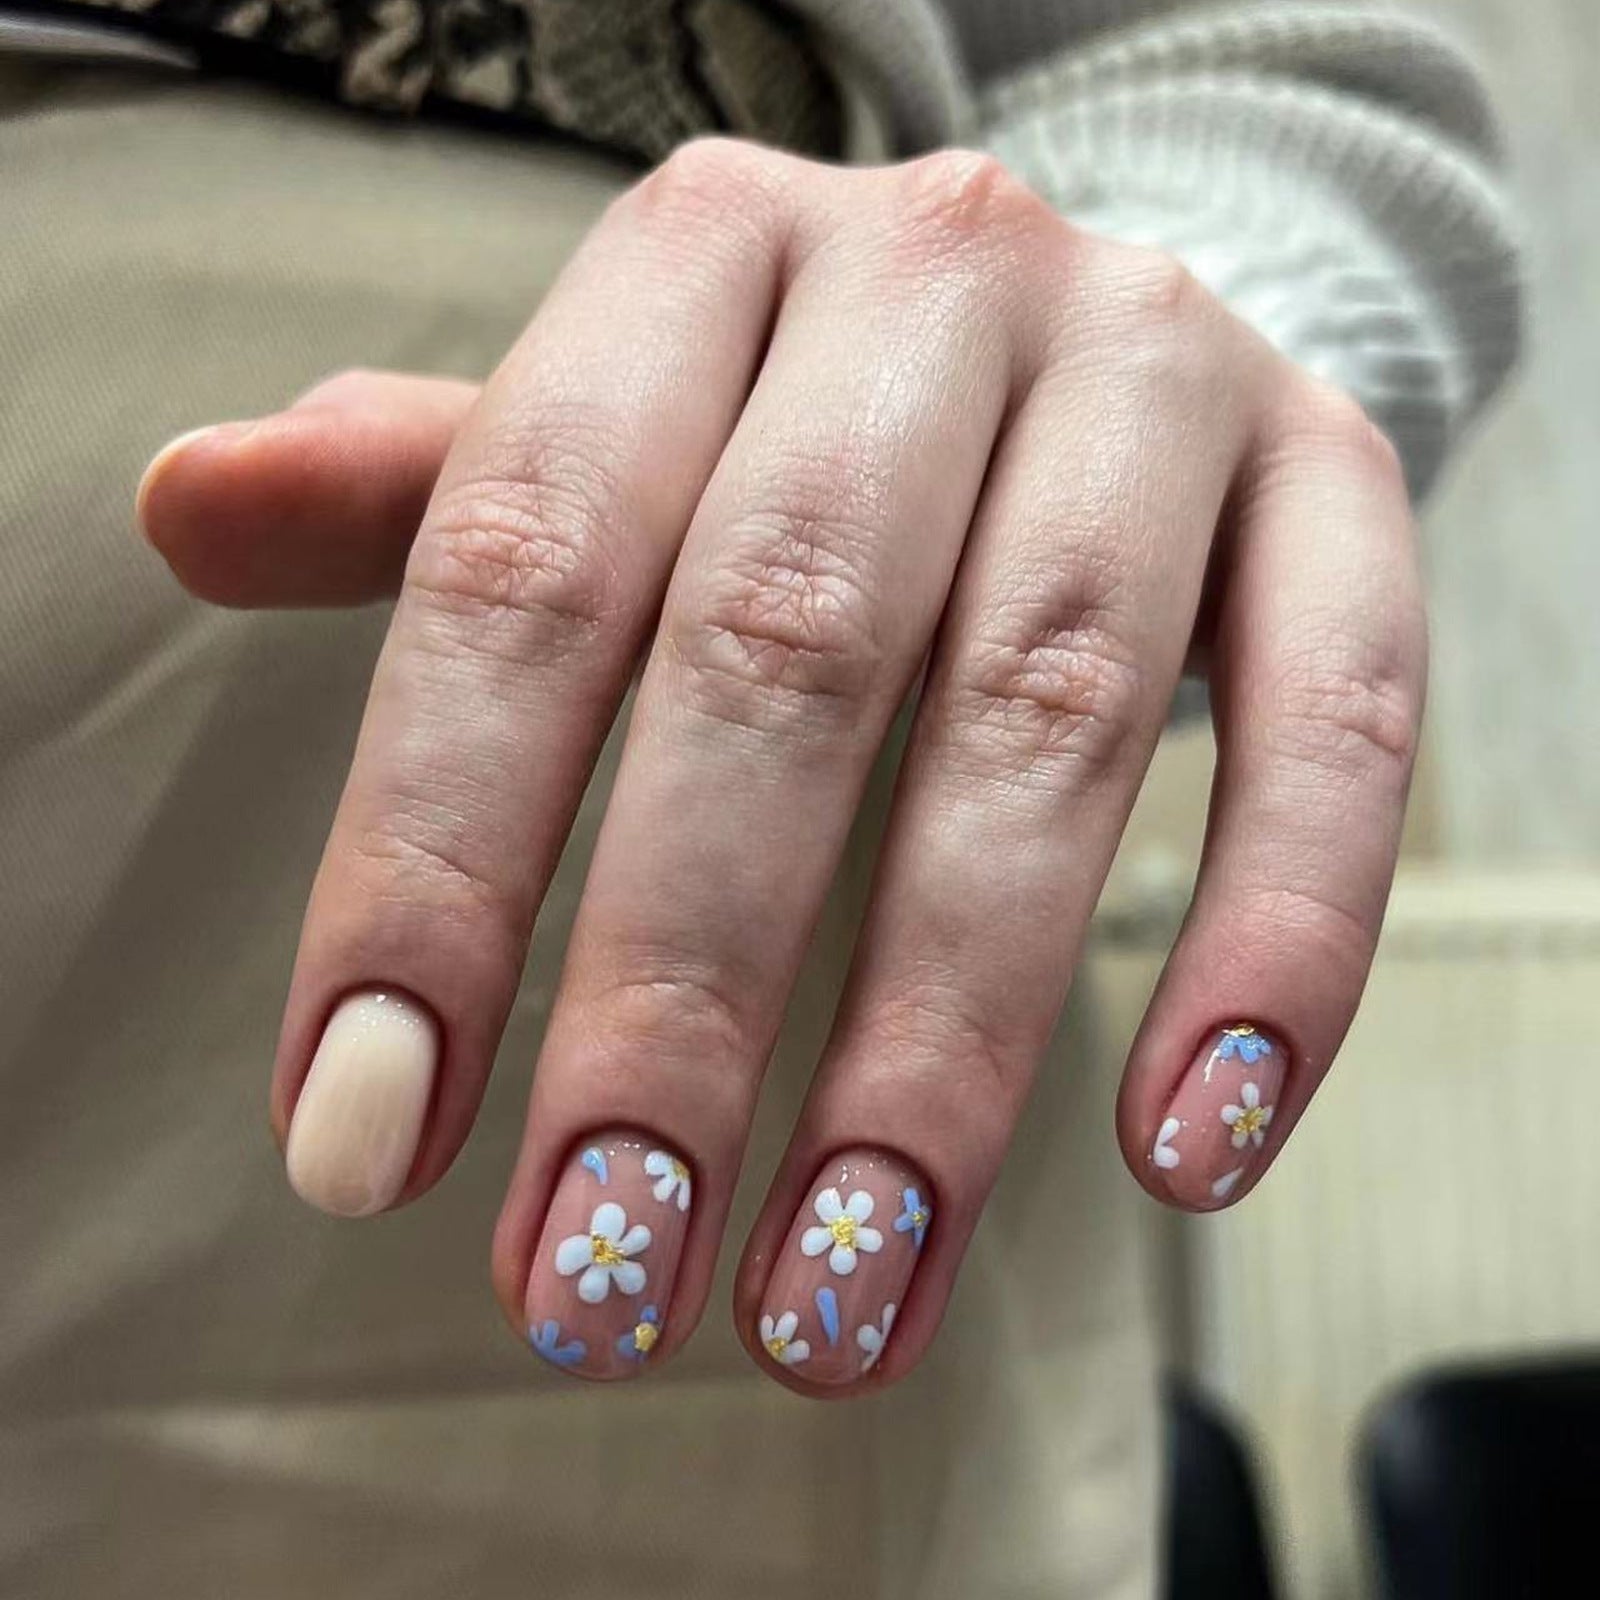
739,248,1274,1390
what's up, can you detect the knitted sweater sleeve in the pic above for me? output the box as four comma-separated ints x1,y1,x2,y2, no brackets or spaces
808,0,1522,501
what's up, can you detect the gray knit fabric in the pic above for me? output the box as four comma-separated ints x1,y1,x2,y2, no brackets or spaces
787,0,1522,501
774,0,971,147
33,0,851,156
3,0,1522,498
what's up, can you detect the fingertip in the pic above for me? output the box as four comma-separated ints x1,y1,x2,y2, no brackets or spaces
744,1147,931,1396
283,989,440,1221
140,390,457,606
1124,1021,1291,1215
513,1131,699,1382
137,419,277,604
136,421,251,546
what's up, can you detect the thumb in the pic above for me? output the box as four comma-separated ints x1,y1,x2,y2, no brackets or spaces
137,369,479,608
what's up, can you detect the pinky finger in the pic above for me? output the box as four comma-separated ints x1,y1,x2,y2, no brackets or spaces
1118,381,1427,1209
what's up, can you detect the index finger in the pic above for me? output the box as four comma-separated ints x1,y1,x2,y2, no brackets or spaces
276,142,803,1216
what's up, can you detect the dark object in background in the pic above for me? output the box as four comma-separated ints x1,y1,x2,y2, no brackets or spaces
1363,1357,1600,1600
1163,1378,1279,1600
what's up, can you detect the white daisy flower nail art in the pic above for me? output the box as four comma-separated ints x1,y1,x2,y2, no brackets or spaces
554,1201,651,1303
856,1303,897,1373
1211,1166,1246,1200
759,1310,811,1366
643,1148,692,1211
800,1187,883,1276
1220,1080,1274,1149
1152,1116,1182,1170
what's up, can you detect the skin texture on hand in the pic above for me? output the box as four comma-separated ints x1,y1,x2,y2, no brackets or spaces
139,139,1425,1397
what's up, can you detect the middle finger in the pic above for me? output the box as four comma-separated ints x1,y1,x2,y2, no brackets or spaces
499,155,1053,1379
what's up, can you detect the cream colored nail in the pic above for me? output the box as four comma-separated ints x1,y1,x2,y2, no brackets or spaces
285,990,438,1218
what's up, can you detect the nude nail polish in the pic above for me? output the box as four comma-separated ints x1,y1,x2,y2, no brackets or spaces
285,989,437,1218
756,1148,931,1387
523,1131,694,1380
1150,1023,1285,1209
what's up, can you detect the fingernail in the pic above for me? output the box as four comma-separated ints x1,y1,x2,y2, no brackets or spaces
285,990,438,1218
1150,1023,1286,1209
135,423,249,531
756,1148,931,1388
523,1131,694,1380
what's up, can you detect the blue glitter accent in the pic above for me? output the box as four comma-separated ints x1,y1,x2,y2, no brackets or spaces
528,1320,587,1368
580,1146,609,1184
892,1186,931,1250
815,1285,840,1346
1218,1029,1272,1065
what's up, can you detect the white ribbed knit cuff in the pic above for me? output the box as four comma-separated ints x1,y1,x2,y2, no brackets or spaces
786,0,1521,498
981,63,1520,499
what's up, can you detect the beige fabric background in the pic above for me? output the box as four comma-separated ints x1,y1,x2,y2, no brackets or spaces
0,59,1158,1600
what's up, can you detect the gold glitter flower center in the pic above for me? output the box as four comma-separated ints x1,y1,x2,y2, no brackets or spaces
634,1322,659,1353
1234,1106,1267,1139
591,1233,625,1267
765,1336,789,1359
671,1158,688,1181
828,1215,858,1250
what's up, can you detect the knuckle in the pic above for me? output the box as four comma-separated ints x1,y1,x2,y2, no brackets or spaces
1062,240,1232,400
1284,375,1408,490
645,136,752,199
871,976,1031,1105
892,148,1054,254
629,136,782,231
1269,638,1425,786
611,137,795,284
410,424,626,647
1097,242,1211,331
1235,879,1378,984
941,578,1148,795
343,806,522,944
669,501,887,731
575,962,759,1093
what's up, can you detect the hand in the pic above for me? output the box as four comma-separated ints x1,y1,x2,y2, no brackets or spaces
141,140,1423,1393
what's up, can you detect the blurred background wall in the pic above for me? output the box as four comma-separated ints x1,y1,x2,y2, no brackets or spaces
1423,0,1599,861
1094,2,1599,1594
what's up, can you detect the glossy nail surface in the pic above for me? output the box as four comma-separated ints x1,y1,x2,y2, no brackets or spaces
523,1131,693,1380
285,989,438,1217
757,1148,930,1387
1150,1023,1286,1209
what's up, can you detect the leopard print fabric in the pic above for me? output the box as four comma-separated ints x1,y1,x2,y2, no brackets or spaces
64,0,844,161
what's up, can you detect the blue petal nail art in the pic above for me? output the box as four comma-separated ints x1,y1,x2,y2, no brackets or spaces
528,1319,587,1368
617,1304,661,1360
1218,1026,1272,1065
892,1186,931,1250
580,1146,609,1184
815,1285,840,1347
